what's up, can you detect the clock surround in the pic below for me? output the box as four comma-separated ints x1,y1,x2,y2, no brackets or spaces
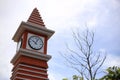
26,32,45,53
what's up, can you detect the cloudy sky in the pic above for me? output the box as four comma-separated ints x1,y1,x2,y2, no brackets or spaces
0,0,120,80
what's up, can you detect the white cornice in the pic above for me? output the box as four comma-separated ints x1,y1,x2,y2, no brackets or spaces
12,21,55,42
12,64,48,76
12,72,48,80
12,63,47,73
12,67,48,79
11,48,51,64
19,64,47,71
15,77,31,80
13,67,47,76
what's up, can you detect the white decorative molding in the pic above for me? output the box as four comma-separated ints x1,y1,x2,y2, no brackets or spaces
12,21,55,42
12,64,48,77
15,77,31,80
12,63,47,72
20,68,47,75
17,72,48,79
11,63,49,80
12,68,47,76
11,48,51,64
12,68,48,79
19,64,47,71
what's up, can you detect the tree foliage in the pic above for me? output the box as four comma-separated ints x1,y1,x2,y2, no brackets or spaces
100,66,120,80
61,28,106,80
62,78,68,80
62,75,84,80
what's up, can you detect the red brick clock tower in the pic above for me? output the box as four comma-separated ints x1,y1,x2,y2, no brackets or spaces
10,8,55,80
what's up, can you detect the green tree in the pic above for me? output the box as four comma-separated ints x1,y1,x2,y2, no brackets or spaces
62,75,84,80
100,66,120,80
73,75,84,80
73,75,78,80
62,78,68,80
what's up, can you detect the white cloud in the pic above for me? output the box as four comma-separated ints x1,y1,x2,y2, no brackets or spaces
104,53,120,67
48,72,56,80
48,71,64,80
97,49,120,67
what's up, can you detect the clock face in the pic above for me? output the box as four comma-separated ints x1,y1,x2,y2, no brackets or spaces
28,36,43,50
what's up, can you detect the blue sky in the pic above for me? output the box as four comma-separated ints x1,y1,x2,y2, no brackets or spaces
0,0,120,80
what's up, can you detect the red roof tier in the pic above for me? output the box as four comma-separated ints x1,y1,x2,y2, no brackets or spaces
27,8,45,27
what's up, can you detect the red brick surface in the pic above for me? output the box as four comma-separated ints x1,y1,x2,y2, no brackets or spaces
27,8,45,27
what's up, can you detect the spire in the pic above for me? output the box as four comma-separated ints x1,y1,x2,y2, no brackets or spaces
27,8,45,27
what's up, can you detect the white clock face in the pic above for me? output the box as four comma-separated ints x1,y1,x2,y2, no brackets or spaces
28,36,43,50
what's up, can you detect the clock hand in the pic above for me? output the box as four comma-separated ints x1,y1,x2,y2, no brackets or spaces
36,38,39,43
32,40,37,44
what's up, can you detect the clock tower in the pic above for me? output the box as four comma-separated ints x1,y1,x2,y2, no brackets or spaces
10,8,55,80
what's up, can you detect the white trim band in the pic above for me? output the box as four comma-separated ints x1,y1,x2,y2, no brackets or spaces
19,64,47,71
11,48,51,64
15,77,31,80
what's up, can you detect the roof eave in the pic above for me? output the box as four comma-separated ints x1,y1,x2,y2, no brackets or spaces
12,21,55,42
